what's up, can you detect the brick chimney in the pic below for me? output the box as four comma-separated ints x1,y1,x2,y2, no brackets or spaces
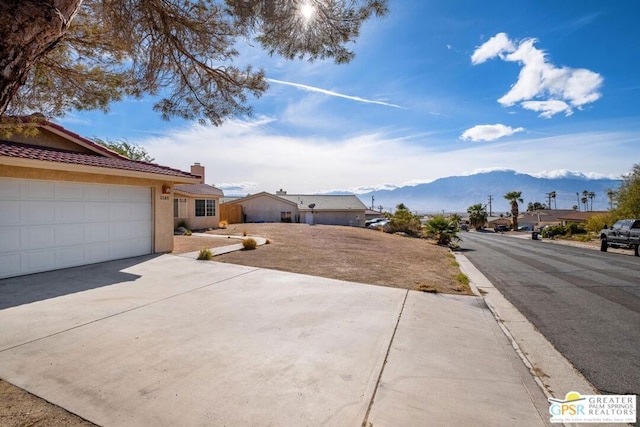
191,163,205,184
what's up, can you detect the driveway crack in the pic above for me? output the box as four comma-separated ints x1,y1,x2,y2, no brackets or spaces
360,289,409,427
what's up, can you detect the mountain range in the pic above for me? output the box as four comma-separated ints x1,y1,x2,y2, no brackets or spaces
348,170,622,214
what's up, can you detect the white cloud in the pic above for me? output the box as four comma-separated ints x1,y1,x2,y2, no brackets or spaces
267,78,403,109
216,182,259,195
460,124,524,142
471,33,516,64
521,100,571,118
472,33,603,118
136,118,635,195
532,170,621,180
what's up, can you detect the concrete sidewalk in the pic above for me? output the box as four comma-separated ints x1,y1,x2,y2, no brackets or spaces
0,254,550,426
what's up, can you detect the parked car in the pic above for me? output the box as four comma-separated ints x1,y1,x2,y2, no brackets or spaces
494,225,510,232
365,218,386,227
600,219,640,256
368,219,389,229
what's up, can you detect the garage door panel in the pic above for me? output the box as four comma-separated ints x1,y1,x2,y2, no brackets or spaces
130,222,152,238
21,201,54,224
85,186,110,201
109,186,135,201
130,203,151,220
0,253,21,277
0,179,152,279
55,224,85,247
24,249,56,272
84,223,110,243
0,179,20,198
85,203,110,222
21,226,55,250
0,228,20,252
85,243,110,263
0,201,20,225
110,204,132,221
109,222,132,240
55,201,85,223
57,246,85,267
55,182,86,200
131,239,151,254
24,180,54,200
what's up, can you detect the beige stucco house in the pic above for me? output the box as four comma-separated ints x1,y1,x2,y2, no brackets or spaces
223,190,367,227
173,163,224,230
0,118,200,279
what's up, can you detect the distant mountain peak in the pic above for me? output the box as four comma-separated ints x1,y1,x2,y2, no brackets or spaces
353,170,622,213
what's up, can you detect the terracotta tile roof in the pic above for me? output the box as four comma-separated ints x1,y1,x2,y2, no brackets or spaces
174,183,224,196
0,140,198,179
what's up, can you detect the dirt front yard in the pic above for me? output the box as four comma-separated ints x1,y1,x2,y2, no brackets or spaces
175,223,470,294
1,223,469,426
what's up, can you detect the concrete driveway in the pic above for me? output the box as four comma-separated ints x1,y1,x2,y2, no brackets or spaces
0,254,549,426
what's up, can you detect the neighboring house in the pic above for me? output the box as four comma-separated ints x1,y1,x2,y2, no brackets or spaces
223,189,367,227
486,216,512,229
518,209,603,230
0,118,200,279
173,163,224,230
556,211,606,226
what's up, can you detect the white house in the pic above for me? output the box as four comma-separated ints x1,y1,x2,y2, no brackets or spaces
222,190,367,227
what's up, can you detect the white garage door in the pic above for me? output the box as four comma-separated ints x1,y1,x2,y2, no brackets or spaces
0,178,152,279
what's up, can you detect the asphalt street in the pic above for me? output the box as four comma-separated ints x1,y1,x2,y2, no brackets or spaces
460,231,640,396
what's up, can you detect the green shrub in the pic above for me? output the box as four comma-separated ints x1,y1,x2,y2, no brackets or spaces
242,238,257,250
566,223,587,236
423,214,459,245
542,225,566,238
386,203,422,236
585,213,617,233
197,248,212,260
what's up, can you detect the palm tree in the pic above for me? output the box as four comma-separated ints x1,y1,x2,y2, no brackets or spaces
448,213,462,227
467,203,488,230
588,191,596,211
550,191,557,209
424,215,460,246
581,196,588,211
504,191,523,230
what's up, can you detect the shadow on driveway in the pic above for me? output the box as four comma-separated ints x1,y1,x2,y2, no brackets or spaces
0,255,161,310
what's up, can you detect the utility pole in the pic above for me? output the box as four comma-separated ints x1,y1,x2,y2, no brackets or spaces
371,195,375,210
487,195,493,216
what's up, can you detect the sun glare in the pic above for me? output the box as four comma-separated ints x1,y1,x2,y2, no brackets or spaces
300,2,315,21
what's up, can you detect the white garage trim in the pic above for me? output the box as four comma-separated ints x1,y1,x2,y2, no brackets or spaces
0,178,152,279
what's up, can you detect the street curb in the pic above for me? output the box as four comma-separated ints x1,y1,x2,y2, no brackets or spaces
453,251,602,426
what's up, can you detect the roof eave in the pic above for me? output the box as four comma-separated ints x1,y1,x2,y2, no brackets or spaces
0,156,201,183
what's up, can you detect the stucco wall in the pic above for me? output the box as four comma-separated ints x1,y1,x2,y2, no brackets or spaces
300,211,365,227
173,195,220,230
0,165,175,252
239,197,299,223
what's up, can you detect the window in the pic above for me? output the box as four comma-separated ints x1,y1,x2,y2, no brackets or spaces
195,199,215,217
281,211,292,223
173,198,187,218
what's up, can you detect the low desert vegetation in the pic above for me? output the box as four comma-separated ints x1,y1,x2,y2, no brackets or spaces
242,238,257,250
197,248,213,260
423,214,460,246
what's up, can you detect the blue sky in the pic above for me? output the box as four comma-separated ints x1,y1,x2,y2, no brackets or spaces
61,0,640,196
